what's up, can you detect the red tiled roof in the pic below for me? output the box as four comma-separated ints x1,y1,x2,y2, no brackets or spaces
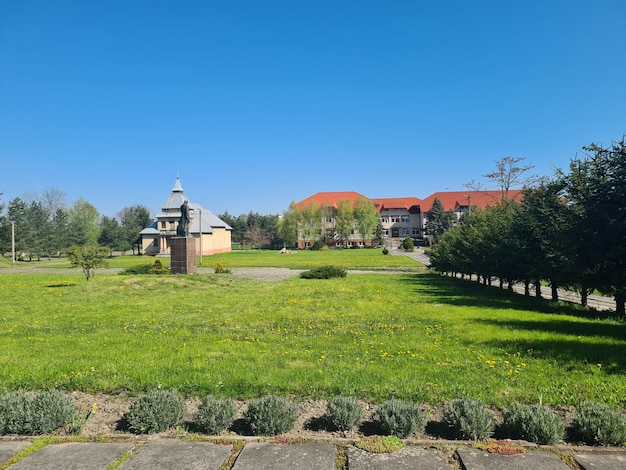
420,190,523,212
295,190,523,213
296,191,369,209
371,197,422,212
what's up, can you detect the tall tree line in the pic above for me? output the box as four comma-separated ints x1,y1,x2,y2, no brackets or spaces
0,188,151,259
430,138,626,315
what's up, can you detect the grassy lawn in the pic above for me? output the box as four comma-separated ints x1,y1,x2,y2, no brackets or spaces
9,249,422,271
1,263,624,409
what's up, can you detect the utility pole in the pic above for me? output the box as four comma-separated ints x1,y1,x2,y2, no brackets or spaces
199,208,203,266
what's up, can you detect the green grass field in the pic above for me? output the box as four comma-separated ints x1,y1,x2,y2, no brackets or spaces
1,251,624,409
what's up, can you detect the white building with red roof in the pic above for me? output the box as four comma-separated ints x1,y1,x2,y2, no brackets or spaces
294,190,522,248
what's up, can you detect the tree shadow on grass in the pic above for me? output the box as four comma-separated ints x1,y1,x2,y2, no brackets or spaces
473,320,626,374
398,273,611,319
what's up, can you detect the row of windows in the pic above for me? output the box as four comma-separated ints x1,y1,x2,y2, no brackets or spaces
383,228,421,236
380,216,411,223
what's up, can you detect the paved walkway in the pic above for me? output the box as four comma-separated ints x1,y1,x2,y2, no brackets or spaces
1,438,625,469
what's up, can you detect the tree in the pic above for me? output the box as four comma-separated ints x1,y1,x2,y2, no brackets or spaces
371,221,385,248
334,200,355,247
98,216,127,254
68,198,100,246
67,245,110,281
424,198,456,244
561,138,626,315
278,203,299,248
467,156,543,201
353,197,378,246
119,205,152,254
243,226,271,250
297,201,322,247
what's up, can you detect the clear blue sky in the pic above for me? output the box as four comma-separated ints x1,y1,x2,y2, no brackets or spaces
1,0,625,218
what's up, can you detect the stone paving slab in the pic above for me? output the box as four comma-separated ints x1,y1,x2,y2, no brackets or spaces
0,441,31,465
456,448,569,470
231,441,336,470
347,446,451,469
8,442,134,470
119,439,232,470
575,452,626,470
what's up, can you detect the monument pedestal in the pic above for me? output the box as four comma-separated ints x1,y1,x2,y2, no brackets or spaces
170,237,196,274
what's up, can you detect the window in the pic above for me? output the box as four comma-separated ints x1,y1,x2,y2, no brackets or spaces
161,221,166,229
391,215,400,223
412,228,420,236
401,228,409,236
380,217,389,223
384,230,389,236
401,216,410,223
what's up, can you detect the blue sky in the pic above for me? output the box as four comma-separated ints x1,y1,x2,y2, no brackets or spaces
1,0,625,218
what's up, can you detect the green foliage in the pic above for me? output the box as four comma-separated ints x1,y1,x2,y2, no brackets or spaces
0,390,75,435
572,402,626,446
244,396,298,436
324,396,363,432
214,262,229,274
442,398,494,440
120,263,153,275
312,240,327,251
502,404,565,444
401,237,414,252
299,265,347,279
125,389,186,434
376,399,428,438
149,259,169,274
425,197,456,242
382,247,389,255
355,435,405,453
67,244,109,280
194,395,237,434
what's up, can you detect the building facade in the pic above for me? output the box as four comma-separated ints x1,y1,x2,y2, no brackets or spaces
294,190,522,248
140,177,232,256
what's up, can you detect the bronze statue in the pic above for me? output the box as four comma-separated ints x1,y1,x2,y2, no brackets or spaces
177,200,191,237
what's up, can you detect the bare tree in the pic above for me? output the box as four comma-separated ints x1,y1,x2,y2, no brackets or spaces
466,156,545,201
243,226,271,250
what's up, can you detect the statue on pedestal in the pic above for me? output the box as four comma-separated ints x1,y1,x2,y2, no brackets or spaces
177,200,192,237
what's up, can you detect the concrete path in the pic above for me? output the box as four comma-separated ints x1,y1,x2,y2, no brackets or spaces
1,439,624,470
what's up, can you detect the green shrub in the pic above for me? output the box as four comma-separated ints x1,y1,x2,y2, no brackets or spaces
120,263,153,275
376,399,428,438
299,265,347,279
312,240,327,251
126,389,186,434
319,245,330,251
401,238,414,252
0,390,75,435
572,402,626,446
149,260,169,274
214,262,230,274
442,398,494,440
244,396,298,436
324,396,363,432
382,248,389,255
502,404,565,445
194,395,237,434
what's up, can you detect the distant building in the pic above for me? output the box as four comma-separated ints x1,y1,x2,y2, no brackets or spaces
140,177,232,256
294,190,522,248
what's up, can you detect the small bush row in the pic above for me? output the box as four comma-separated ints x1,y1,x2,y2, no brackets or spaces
2,390,626,446
299,265,347,279
0,390,76,435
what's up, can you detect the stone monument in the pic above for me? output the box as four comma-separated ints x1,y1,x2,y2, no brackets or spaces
170,200,196,274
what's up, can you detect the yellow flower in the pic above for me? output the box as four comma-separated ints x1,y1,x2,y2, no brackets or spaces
92,403,98,411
